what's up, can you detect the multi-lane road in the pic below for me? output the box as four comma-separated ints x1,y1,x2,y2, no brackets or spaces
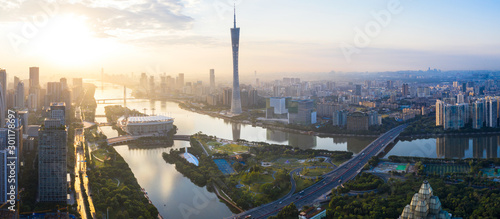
228,124,408,219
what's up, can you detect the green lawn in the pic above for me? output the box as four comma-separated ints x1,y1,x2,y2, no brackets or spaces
294,176,317,193
246,174,275,193
424,164,469,175
302,167,331,177
213,143,249,154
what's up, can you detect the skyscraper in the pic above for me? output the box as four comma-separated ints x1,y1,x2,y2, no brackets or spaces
230,7,242,114
16,81,25,109
0,128,8,203
435,100,444,126
210,69,215,89
472,100,485,129
486,97,497,128
402,83,409,97
29,67,40,89
38,116,67,202
177,73,184,91
0,69,5,128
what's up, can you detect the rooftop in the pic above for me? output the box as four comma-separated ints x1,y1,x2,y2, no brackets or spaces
127,115,174,124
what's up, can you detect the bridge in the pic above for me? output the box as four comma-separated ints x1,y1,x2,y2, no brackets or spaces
107,134,191,146
96,98,137,104
227,124,408,219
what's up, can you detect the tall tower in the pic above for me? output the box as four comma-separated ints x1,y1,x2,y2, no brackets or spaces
210,69,215,89
230,6,242,114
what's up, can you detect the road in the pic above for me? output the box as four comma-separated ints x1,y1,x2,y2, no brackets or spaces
74,151,87,219
228,124,407,219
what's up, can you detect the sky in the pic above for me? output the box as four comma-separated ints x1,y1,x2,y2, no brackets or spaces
0,0,500,82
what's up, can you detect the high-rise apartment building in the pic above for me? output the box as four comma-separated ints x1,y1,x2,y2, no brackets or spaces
38,117,67,202
486,97,497,128
472,100,485,129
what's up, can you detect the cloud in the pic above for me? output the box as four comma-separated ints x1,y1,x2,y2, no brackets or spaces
127,34,224,47
0,0,195,38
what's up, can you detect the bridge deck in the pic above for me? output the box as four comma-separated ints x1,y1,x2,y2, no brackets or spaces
107,134,191,145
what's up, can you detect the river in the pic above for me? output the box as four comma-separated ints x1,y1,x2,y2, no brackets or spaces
90,80,500,218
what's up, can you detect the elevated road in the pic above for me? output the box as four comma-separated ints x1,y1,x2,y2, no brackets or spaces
228,124,407,219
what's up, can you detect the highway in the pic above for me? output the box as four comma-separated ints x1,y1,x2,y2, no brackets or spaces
228,124,407,219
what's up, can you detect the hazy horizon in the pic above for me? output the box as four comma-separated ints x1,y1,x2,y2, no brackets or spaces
1,0,500,79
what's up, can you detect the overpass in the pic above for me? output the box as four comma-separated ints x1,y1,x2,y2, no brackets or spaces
227,124,407,219
107,134,191,146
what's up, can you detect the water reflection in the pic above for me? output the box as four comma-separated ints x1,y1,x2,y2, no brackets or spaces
266,130,288,143
232,123,241,141
386,135,500,159
289,133,316,149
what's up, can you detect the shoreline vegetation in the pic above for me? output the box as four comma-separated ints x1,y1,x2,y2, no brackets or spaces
161,133,353,211
85,125,160,219
80,91,161,218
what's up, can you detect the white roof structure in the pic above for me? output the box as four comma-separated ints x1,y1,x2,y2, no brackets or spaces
127,115,173,124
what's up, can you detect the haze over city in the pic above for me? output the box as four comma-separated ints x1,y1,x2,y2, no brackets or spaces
2,1,500,219
1,0,500,81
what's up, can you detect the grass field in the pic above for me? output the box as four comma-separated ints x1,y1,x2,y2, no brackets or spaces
247,174,275,193
424,164,469,175
302,167,331,177
213,143,249,154
294,176,317,193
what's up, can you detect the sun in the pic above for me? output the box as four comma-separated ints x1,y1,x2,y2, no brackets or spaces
33,14,114,67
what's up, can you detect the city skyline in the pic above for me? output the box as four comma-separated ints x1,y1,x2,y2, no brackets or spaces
0,0,499,79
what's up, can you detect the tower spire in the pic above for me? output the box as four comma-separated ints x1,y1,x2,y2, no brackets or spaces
233,3,236,28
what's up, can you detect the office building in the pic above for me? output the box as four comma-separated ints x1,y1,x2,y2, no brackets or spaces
0,69,6,127
266,97,289,120
0,128,8,203
177,73,184,90
38,118,67,202
289,100,316,125
49,102,66,126
15,81,25,109
223,88,232,106
46,82,62,106
29,67,40,89
230,8,242,115
0,82,4,128
355,84,361,96
210,69,215,89
402,83,409,97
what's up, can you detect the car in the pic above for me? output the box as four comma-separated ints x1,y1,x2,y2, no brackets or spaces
279,201,282,204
